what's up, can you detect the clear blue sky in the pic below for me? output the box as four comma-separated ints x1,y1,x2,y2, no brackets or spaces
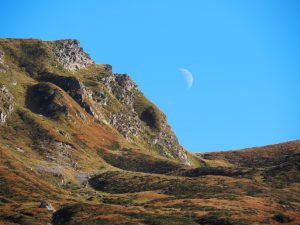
1,0,300,152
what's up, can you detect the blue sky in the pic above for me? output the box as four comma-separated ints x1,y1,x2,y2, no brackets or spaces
1,0,300,152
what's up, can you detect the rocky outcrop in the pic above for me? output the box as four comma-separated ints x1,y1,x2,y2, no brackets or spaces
39,201,55,211
0,38,191,165
0,50,6,73
110,109,143,139
51,39,94,71
35,139,79,169
32,65,190,164
101,73,191,164
88,90,107,106
0,85,14,125
153,115,190,165
0,51,4,64
102,73,137,106
39,73,99,119
102,73,144,140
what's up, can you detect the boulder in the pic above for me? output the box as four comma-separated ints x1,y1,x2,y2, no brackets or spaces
39,201,55,211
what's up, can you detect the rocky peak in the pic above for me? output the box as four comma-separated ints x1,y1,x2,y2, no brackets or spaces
51,39,94,71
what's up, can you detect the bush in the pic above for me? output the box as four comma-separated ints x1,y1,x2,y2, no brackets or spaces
272,214,292,223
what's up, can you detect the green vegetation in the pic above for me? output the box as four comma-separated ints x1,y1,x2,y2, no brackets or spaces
109,141,121,150
272,214,293,223
102,148,185,174
0,38,299,225
26,82,68,118
133,91,162,131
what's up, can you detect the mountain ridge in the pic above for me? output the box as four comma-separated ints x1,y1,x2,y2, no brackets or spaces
0,38,195,165
0,38,299,225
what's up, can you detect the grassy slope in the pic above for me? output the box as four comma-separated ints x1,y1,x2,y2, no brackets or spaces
199,140,300,168
0,38,299,224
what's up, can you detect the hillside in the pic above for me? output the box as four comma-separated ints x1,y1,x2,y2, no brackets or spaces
0,38,299,225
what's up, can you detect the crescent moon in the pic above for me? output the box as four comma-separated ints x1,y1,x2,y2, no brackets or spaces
179,68,194,89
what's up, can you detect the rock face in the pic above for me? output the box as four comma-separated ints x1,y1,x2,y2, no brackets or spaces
43,43,191,164
0,38,191,165
39,201,55,211
100,73,191,165
102,73,144,139
153,115,190,164
0,51,3,64
110,109,143,139
88,90,107,106
0,85,14,125
52,39,94,71
0,50,6,73
102,73,137,106
39,73,99,119
38,71,191,164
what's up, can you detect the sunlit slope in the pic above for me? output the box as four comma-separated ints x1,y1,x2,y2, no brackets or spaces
0,38,299,225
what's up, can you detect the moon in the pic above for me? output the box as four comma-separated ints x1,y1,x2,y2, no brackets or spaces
179,68,194,89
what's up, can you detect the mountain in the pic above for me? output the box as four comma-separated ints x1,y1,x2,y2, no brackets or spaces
0,38,299,225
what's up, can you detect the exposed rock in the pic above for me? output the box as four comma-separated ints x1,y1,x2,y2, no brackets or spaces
153,114,191,165
0,112,6,124
101,73,191,164
39,73,99,120
4,38,191,165
52,141,78,169
77,111,87,121
37,71,188,164
110,109,143,140
36,164,64,177
76,172,91,185
16,147,25,153
0,50,6,73
37,71,191,164
89,90,107,106
52,39,94,71
0,85,14,125
0,50,4,64
39,200,55,211
102,73,137,106
101,73,143,140
37,140,79,169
